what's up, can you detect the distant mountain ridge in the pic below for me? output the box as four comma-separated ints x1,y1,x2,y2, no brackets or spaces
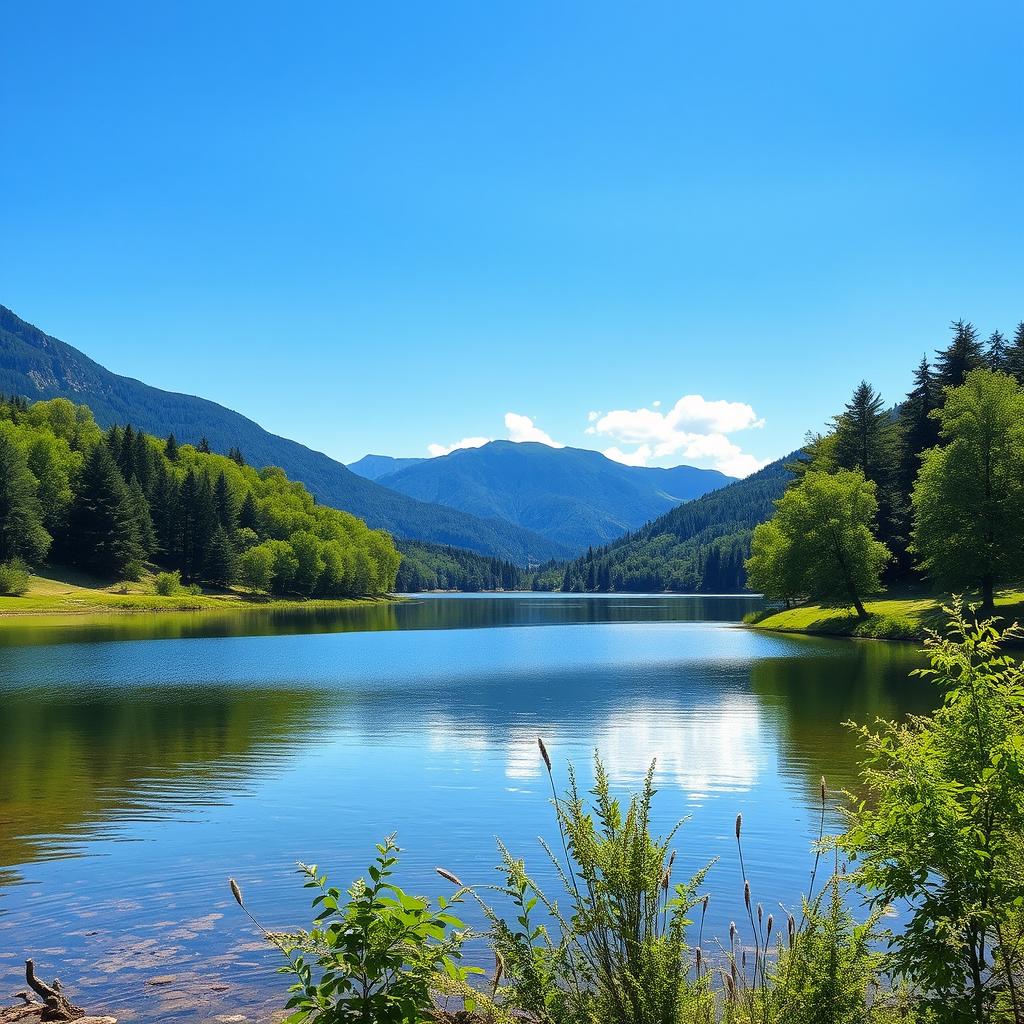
0,305,569,564
539,454,796,592
348,454,427,480
356,440,733,550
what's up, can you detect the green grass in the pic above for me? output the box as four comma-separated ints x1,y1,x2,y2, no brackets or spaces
0,566,393,621
749,589,1024,641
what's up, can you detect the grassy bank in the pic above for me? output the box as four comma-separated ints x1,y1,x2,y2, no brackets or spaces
0,567,394,619
747,589,1024,641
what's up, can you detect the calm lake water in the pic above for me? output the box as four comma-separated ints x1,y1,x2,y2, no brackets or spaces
0,595,932,1021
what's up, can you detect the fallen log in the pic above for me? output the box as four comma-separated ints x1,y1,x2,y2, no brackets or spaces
1,962,115,1024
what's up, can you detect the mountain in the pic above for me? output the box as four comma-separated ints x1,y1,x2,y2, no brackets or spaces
0,305,568,564
348,454,427,480
368,440,732,551
536,454,796,592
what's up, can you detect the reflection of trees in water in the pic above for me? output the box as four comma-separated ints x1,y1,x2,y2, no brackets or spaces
0,688,329,879
0,595,759,648
749,636,935,800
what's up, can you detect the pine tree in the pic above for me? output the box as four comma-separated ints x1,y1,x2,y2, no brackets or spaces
0,426,51,565
897,357,940,495
68,443,144,577
198,436,212,454
228,446,246,467
131,429,154,494
177,470,218,581
202,525,238,587
119,424,137,482
149,460,179,560
1006,322,1024,385
127,475,157,557
833,381,897,485
986,330,1009,372
214,471,238,532
165,433,180,461
238,490,259,532
935,319,984,389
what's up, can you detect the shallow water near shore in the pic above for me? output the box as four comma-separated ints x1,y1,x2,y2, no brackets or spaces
0,594,931,1021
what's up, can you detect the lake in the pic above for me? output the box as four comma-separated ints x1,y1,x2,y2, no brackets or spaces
0,595,932,1021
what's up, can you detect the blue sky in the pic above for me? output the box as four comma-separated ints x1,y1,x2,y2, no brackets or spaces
3,1,1022,475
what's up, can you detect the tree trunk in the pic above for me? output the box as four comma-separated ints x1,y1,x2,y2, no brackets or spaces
981,576,995,617
851,593,867,619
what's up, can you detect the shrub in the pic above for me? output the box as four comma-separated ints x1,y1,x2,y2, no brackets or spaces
0,558,31,596
844,603,1024,1023
231,835,478,1023
152,570,184,596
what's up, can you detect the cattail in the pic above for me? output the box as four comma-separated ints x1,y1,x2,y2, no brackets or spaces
729,921,736,945
537,737,551,772
695,947,703,973
702,894,709,914
766,913,774,942
841,861,847,875
436,867,463,887
757,903,763,927
229,878,243,907
742,950,747,971
731,959,738,989
492,950,504,993
787,913,796,946
735,813,742,840
723,970,735,1001
820,776,827,805
744,879,751,912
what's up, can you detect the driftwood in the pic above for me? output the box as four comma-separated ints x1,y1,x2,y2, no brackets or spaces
0,962,115,1024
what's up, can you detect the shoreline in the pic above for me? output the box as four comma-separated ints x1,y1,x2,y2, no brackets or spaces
747,590,1024,643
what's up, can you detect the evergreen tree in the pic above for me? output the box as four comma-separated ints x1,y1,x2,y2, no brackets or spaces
67,443,144,577
935,319,984,390
214,471,238,532
1006,322,1024,384
119,424,138,482
238,490,260,532
0,425,51,565
833,381,897,485
986,330,1009,372
149,460,179,560
131,429,154,494
164,433,180,461
198,435,212,454
228,446,246,466
203,525,239,587
177,470,218,581
127,475,157,557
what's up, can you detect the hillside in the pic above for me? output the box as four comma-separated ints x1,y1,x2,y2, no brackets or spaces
0,306,567,564
348,454,427,480
369,440,732,551
537,454,795,592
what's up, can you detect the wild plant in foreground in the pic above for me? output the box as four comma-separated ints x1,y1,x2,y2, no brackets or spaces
230,834,480,1023
843,603,1024,1023
471,745,717,1024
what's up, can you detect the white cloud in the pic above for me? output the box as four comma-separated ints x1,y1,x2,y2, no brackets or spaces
590,394,768,477
603,444,653,467
504,412,564,448
587,410,600,422
427,436,491,457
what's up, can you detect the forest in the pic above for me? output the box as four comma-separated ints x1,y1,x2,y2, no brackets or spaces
395,539,525,592
748,320,1024,614
0,396,400,597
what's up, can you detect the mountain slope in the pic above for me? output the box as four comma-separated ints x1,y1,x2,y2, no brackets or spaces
370,440,732,550
0,305,568,564
537,454,795,592
348,454,427,480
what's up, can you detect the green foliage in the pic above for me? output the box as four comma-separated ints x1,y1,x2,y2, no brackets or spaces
843,606,1024,1023
476,752,716,1024
912,368,1024,613
0,557,31,596
746,469,891,616
535,457,794,593
396,540,524,592
152,569,184,597
0,394,400,595
0,422,51,565
233,836,477,1024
